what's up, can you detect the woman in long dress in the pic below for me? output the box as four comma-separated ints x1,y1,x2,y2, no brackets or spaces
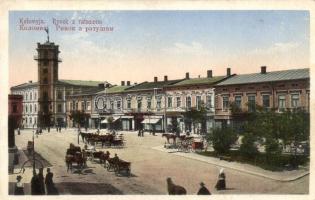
14,175,24,195
215,168,226,190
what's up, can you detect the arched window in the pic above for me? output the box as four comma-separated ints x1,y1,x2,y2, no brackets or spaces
30,92,32,100
30,104,32,113
25,104,28,113
34,104,37,112
25,93,28,100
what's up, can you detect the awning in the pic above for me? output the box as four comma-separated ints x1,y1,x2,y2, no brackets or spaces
141,118,161,124
101,116,120,124
121,116,134,119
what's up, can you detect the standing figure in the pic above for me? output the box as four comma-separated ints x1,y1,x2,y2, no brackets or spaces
141,128,144,137
17,127,21,135
197,182,211,195
215,168,226,190
48,126,50,133
45,168,55,195
14,175,24,195
31,171,42,195
38,168,45,194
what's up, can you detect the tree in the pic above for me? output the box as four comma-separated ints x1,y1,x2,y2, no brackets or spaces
207,127,238,154
239,132,259,159
69,110,90,128
183,103,207,134
107,116,114,130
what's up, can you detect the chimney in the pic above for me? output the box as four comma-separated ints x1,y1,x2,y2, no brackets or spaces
207,70,213,78
261,66,267,74
154,77,158,82
185,72,190,79
227,68,231,76
98,83,105,89
121,81,125,86
164,75,168,81
29,80,33,83
127,81,130,86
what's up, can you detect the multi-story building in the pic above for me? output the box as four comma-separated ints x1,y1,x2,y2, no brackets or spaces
214,66,310,128
164,69,232,133
10,39,103,128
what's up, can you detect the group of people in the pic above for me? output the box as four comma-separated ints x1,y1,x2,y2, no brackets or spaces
15,167,57,195
197,168,226,195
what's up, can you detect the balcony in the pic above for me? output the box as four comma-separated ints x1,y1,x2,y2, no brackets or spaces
34,55,62,62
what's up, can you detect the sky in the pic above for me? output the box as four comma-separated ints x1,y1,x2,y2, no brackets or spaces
9,10,310,87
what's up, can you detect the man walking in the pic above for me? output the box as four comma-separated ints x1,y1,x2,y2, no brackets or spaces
45,168,55,195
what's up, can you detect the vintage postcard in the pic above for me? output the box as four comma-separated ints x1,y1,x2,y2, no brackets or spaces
1,0,314,199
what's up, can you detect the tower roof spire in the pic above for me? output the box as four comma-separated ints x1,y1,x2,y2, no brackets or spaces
44,27,49,43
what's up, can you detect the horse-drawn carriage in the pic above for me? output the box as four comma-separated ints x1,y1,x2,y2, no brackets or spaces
65,143,87,172
80,132,125,148
106,156,131,177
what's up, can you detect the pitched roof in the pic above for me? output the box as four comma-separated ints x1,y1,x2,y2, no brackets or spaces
58,79,102,87
170,76,227,87
96,85,132,94
11,81,38,89
125,79,184,91
216,68,309,86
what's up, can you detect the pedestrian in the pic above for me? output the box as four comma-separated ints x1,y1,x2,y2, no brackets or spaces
215,168,226,190
31,171,42,195
141,128,144,137
14,175,24,195
59,126,61,133
138,129,141,137
17,127,20,135
48,126,50,133
38,168,45,194
197,182,211,195
45,168,55,195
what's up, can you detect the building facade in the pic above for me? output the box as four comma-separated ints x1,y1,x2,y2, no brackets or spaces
11,40,103,128
214,67,310,128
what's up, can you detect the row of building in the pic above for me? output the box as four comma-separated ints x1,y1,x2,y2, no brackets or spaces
10,40,310,134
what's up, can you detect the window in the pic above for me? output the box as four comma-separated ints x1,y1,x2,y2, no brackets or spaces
235,96,242,108
156,98,161,109
147,99,152,109
86,101,91,110
43,77,48,84
196,96,202,110
223,96,229,110
57,91,63,100
58,104,62,112
30,117,32,125
43,92,48,100
25,118,28,124
34,93,37,100
34,117,37,124
206,95,212,109
137,100,142,110
25,93,28,100
262,95,270,108
127,99,131,109
117,100,121,109
248,95,256,112
81,102,85,111
25,105,28,113
30,104,32,113
278,95,286,110
291,94,299,108
30,92,32,100
186,96,191,109
34,104,37,112
176,97,181,108
167,97,172,108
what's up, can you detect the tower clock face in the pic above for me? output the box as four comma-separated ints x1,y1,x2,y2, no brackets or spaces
95,96,105,110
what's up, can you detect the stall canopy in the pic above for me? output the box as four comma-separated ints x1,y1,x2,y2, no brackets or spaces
101,116,120,124
141,118,161,124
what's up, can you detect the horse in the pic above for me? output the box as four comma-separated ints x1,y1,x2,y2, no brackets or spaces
166,177,187,195
162,133,177,144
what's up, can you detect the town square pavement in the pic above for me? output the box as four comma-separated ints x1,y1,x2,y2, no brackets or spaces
9,128,309,195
